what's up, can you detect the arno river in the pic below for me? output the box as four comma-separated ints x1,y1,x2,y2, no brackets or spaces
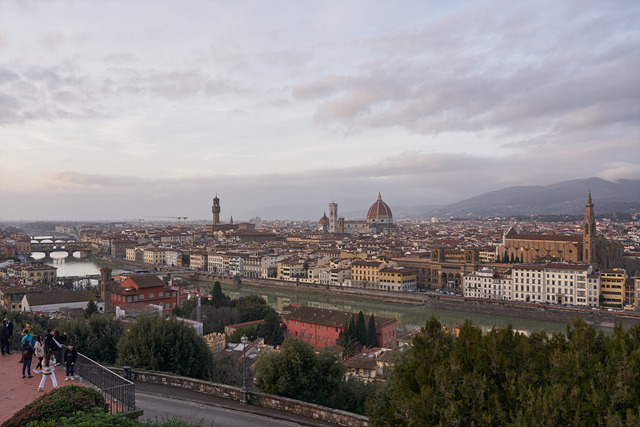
34,253,608,335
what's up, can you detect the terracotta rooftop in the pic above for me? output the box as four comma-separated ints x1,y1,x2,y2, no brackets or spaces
124,275,166,289
25,290,96,307
282,305,395,332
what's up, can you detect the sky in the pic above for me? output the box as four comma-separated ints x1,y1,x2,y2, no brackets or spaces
0,0,638,222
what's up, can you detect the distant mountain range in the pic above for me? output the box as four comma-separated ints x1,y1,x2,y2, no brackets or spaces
394,177,640,218
242,177,639,220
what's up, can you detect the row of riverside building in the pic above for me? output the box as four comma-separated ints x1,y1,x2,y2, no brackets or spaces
463,264,639,310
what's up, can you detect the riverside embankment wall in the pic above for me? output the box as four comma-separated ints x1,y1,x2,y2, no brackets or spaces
186,272,640,330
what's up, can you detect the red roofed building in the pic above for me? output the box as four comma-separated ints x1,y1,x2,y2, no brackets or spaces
111,275,187,315
281,305,397,349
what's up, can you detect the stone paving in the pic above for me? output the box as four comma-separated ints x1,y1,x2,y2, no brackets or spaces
0,352,84,424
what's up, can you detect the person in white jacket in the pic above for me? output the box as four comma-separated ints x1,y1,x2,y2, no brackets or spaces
33,335,45,373
37,354,58,391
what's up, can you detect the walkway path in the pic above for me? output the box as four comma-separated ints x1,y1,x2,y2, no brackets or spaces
136,381,340,427
0,353,80,424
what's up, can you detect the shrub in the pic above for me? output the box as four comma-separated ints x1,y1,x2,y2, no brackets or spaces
26,409,134,426
2,386,107,427
24,410,205,426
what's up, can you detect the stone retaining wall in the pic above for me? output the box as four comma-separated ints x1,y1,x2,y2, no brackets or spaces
113,369,369,427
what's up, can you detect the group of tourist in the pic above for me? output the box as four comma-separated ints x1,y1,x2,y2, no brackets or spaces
3,321,79,391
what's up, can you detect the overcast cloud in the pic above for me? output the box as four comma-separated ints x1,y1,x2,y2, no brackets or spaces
0,0,638,221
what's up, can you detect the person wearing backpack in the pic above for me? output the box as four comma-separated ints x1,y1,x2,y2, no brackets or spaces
21,340,34,378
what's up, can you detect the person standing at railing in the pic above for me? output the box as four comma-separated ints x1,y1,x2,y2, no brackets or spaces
37,354,58,392
64,343,77,381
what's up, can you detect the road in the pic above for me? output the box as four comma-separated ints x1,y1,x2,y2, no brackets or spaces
135,382,339,427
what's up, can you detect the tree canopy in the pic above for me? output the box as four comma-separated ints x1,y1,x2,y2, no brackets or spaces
367,316,640,426
254,338,344,406
117,315,212,380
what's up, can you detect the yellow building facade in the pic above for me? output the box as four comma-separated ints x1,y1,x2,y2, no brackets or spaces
600,269,627,308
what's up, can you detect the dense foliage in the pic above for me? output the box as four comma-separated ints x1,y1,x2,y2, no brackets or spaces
337,311,378,356
367,317,640,426
25,410,205,427
0,310,123,364
59,314,124,364
256,311,284,346
117,315,213,380
254,338,384,414
2,386,107,427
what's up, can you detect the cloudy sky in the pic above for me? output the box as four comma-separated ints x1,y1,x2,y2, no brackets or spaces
1,0,638,222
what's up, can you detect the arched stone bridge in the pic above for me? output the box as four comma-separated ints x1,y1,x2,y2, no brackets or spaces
31,241,94,256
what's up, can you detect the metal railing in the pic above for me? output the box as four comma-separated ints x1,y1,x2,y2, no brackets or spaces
74,351,136,414
9,336,135,413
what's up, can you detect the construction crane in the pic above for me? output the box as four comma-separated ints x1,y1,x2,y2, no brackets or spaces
144,216,188,229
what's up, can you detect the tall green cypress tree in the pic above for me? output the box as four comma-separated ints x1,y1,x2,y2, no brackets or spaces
355,311,367,346
366,314,378,348
212,281,224,307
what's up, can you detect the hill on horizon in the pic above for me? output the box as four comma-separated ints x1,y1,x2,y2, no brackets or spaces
420,177,640,218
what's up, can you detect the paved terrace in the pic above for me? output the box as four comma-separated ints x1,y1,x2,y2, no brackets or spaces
0,352,85,424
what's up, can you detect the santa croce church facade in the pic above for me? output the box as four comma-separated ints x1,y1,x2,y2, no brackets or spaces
498,193,623,269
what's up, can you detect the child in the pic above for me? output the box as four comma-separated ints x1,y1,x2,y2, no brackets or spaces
64,343,77,381
37,354,58,392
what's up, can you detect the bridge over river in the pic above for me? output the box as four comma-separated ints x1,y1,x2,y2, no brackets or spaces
31,241,95,256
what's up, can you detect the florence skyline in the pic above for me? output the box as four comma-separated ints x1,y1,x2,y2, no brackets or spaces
1,1,638,221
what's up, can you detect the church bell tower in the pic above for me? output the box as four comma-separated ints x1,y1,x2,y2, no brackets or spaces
583,191,597,264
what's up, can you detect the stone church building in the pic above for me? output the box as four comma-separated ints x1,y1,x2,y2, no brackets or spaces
498,193,623,269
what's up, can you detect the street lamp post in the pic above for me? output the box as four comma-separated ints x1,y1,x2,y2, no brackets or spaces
241,334,248,404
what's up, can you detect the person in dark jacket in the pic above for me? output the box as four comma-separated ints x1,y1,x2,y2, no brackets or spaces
43,329,53,355
4,318,13,354
21,340,34,378
64,343,78,381
50,330,66,364
0,319,10,355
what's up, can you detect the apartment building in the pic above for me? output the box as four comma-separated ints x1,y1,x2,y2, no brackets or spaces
126,247,144,262
600,269,627,309
143,247,167,265
166,249,183,268
277,257,305,281
463,268,512,300
190,251,208,271
377,267,417,292
350,260,384,287
512,263,595,307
